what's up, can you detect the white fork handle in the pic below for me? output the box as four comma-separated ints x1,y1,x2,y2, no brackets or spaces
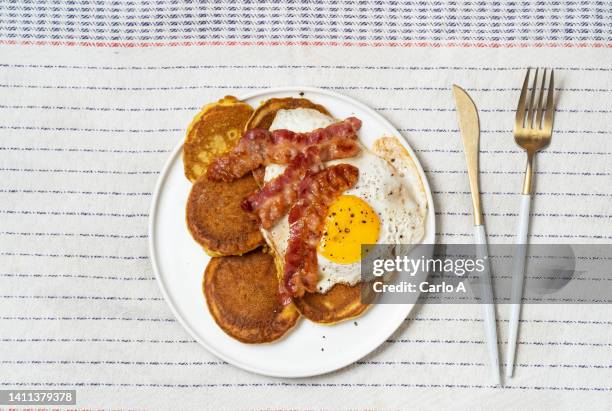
506,194,532,378
474,224,501,385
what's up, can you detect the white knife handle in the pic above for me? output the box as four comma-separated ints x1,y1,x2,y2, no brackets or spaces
506,193,532,378
474,224,501,385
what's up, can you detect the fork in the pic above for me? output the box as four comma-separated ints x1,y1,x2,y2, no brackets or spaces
506,68,555,378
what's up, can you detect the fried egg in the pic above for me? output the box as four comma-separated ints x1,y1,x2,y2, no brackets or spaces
262,108,427,293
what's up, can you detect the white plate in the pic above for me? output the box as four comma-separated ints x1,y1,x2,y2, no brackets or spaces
149,87,435,377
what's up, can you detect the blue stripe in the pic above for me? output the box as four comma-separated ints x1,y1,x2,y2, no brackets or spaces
0,231,147,239
0,210,147,217
2,188,611,198
0,252,149,260
437,211,611,219
2,209,608,219
0,272,155,281
1,63,610,73
1,83,611,93
3,337,607,348
387,339,612,348
398,128,611,135
0,295,162,301
1,30,608,44
1,146,608,157
1,359,609,370
425,170,612,177
0,189,152,196
0,316,175,322
0,125,181,132
0,167,159,175
2,168,609,177
0,146,171,153
0,125,608,135
420,149,612,156
434,190,612,197
0,381,609,392
0,338,193,343
1,315,609,326
3,230,610,241
1,360,223,366
406,317,612,326
438,232,612,240
0,104,609,114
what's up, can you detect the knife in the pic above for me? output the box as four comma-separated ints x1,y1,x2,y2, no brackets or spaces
452,85,501,385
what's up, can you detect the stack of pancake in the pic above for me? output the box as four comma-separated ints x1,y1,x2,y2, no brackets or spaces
184,96,369,344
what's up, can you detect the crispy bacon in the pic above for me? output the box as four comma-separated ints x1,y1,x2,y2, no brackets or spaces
242,147,323,229
207,117,362,182
280,164,359,304
242,142,360,229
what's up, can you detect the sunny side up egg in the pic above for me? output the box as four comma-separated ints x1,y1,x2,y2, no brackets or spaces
261,108,427,293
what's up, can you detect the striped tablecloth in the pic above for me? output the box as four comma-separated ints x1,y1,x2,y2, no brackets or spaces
1,1,610,410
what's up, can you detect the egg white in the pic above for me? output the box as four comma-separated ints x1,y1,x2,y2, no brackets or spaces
262,108,426,293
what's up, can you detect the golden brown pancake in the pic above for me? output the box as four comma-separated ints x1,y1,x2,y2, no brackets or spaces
293,283,369,324
204,249,300,343
186,174,263,256
245,97,331,186
245,97,331,131
183,96,254,182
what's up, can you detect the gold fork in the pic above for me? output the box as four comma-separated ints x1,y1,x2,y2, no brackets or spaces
506,68,555,378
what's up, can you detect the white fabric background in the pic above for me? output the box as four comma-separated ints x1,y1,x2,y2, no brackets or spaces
0,1,611,409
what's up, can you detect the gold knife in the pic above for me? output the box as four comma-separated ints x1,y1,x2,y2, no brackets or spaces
453,85,501,385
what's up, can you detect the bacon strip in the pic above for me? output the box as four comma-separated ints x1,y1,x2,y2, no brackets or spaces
242,142,360,229
242,148,323,229
207,117,362,182
280,164,359,304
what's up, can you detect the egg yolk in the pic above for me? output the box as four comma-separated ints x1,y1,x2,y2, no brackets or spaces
318,195,381,264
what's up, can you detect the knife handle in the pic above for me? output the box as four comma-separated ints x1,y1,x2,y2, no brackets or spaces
506,193,532,378
474,224,501,385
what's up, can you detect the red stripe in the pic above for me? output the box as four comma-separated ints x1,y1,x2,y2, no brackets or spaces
0,39,610,48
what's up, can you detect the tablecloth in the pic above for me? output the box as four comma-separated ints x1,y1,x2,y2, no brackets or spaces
0,1,611,409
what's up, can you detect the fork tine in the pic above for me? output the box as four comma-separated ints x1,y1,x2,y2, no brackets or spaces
535,69,547,129
515,68,530,130
526,68,539,129
544,70,555,131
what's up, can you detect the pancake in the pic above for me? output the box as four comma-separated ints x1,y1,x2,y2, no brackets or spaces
245,97,331,187
204,249,300,343
183,96,254,182
186,174,263,256
245,97,330,131
293,283,370,324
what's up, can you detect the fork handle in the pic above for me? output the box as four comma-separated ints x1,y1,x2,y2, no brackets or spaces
506,193,532,378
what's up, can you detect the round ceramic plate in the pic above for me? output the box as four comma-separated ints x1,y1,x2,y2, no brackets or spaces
149,87,435,377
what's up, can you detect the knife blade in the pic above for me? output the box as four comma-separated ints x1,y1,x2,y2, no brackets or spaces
453,85,483,226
